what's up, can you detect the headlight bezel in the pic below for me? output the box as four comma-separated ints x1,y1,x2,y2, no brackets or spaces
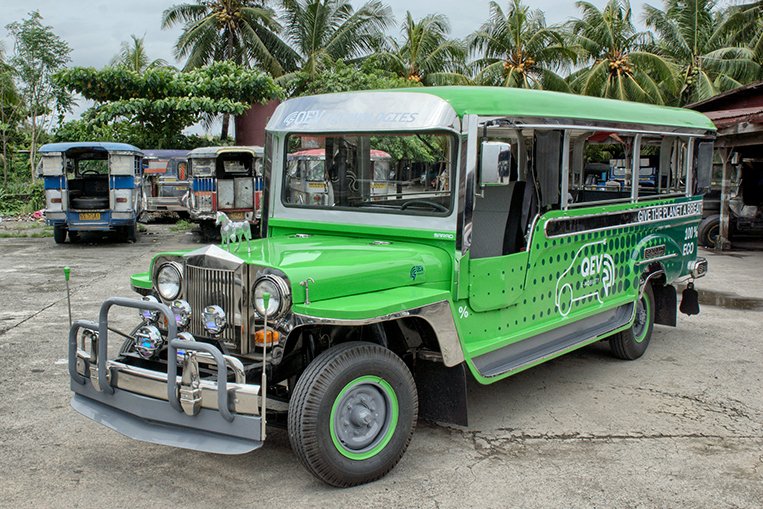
155,262,183,301
252,274,291,320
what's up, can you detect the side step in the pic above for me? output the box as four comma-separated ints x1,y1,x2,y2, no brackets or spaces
473,303,634,378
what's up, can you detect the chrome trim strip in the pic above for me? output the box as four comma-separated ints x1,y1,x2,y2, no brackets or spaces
636,253,677,266
75,359,262,415
502,119,713,137
292,300,465,367
543,199,703,239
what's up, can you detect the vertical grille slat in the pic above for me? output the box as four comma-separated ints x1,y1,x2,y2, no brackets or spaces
186,264,241,349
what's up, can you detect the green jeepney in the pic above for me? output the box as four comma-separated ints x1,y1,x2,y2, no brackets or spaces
68,87,714,487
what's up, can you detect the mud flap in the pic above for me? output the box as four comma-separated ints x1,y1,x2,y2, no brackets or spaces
680,282,700,316
414,360,468,427
653,284,677,326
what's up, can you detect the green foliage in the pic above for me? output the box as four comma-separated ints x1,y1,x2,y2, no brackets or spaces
470,0,575,90
378,11,469,85
290,59,416,96
278,0,394,79
170,219,195,232
370,135,444,163
5,11,72,178
111,35,170,73
54,119,232,150
54,61,282,148
644,0,762,105
0,180,44,216
567,0,675,104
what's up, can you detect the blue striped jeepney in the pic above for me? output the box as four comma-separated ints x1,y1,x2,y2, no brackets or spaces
40,142,144,243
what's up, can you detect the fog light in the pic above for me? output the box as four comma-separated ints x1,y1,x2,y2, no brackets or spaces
175,331,196,363
202,305,226,336
134,325,163,359
139,295,160,323
171,299,192,329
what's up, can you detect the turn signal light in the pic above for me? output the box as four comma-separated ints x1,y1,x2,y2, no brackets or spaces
254,329,280,346
116,197,128,203
50,197,62,203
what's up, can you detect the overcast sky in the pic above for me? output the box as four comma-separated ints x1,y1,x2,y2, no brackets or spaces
2,0,665,70
0,0,736,133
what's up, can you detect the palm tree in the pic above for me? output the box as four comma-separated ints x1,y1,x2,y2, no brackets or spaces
380,11,468,85
567,0,676,104
162,0,294,138
469,0,576,91
110,35,169,73
278,0,394,81
644,0,761,105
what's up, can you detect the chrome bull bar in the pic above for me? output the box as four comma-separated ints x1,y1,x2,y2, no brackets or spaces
67,297,263,454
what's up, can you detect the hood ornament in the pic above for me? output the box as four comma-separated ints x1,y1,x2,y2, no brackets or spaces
215,211,252,254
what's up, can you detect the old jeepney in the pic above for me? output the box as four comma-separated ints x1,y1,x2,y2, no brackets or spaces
41,142,144,243
140,149,190,215
186,146,264,233
67,87,714,487
286,148,394,205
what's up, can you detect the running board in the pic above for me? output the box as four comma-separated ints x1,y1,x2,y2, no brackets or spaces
473,303,634,378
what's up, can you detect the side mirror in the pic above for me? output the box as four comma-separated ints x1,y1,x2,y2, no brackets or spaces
479,141,514,186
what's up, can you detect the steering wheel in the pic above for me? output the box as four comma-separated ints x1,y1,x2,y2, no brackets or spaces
80,169,100,175
401,199,448,213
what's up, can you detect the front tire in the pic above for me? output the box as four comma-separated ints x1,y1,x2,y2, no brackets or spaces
610,283,655,360
288,342,418,487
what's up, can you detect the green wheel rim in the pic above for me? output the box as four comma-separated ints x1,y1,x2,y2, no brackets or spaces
329,375,399,461
633,292,651,343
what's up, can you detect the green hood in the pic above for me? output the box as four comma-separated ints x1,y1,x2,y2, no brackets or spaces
241,234,452,304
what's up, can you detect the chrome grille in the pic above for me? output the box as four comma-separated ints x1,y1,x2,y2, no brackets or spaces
186,264,241,349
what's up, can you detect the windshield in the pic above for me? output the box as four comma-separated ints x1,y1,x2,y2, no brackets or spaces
283,133,454,216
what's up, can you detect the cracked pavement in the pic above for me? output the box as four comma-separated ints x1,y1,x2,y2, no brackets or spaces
0,225,761,508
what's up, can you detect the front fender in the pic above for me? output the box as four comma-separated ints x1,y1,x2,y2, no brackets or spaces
290,286,465,367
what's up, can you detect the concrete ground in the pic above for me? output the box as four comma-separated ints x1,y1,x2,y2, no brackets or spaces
0,224,761,508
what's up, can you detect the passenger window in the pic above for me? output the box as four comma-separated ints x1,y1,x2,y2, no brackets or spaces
470,126,537,258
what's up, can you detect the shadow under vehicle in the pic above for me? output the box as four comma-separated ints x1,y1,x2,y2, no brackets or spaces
141,150,190,216
40,142,144,243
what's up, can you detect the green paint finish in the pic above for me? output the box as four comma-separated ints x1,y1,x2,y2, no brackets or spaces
130,271,151,290
268,217,457,245
453,195,703,383
292,287,450,320
392,86,716,132
330,375,399,461
468,252,527,311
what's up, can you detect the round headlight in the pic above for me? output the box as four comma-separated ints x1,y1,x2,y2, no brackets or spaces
202,305,227,336
156,263,182,301
252,276,290,319
171,299,192,329
139,295,161,323
134,325,163,359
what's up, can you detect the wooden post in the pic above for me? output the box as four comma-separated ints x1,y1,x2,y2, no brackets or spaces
717,147,732,251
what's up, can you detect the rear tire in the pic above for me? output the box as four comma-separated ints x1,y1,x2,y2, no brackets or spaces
610,283,655,360
288,342,418,487
698,214,720,248
53,226,67,244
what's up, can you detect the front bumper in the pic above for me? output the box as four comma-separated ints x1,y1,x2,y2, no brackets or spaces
68,297,264,454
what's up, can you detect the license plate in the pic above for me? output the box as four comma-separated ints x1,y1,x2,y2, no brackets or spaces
80,212,101,220
227,211,245,221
